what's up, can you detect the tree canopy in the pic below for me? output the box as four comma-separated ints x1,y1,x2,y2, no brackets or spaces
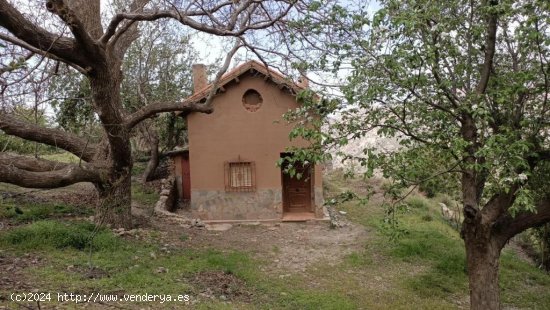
284,0,550,308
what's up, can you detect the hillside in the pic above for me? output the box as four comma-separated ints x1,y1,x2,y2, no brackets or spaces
325,116,401,172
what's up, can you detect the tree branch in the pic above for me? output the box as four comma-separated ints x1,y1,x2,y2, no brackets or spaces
108,10,239,36
108,0,151,60
0,0,88,68
0,152,72,172
481,183,519,224
100,1,236,44
102,0,294,40
498,197,550,243
475,0,498,94
125,101,212,129
45,0,102,62
68,0,103,40
0,33,87,74
0,161,102,188
125,38,241,129
0,113,97,162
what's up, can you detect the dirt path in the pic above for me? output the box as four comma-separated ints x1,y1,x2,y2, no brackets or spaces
144,215,369,275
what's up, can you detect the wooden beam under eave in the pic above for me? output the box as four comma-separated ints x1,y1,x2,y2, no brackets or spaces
234,77,240,83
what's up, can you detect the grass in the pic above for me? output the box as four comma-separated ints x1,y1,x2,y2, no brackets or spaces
41,152,80,163
405,195,432,211
0,172,549,309
132,182,159,205
132,161,147,176
322,173,550,309
0,199,91,223
1,219,254,295
394,224,467,298
1,220,120,251
1,219,358,309
500,251,550,308
343,251,373,267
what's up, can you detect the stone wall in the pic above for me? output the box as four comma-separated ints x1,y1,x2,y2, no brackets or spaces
190,189,283,220
314,187,328,218
190,187,327,221
154,176,178,213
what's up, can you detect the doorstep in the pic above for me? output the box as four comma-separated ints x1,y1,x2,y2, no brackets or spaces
282,212,317,222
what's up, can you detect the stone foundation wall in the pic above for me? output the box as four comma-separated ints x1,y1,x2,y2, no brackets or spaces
154,176,178,213
191,187,326,221
190,189,283,220
314,187,327,218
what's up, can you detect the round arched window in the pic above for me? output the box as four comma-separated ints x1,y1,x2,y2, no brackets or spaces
242,89,263,112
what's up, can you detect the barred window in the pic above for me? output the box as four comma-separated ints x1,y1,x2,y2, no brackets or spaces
225,161,256,192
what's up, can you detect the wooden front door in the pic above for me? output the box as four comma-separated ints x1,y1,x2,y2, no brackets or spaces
181,151,191,200
282,162,312,213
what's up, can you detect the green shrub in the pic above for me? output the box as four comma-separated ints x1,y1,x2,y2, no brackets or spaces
131,161,147,176
1,220,120,251
418,181,438,198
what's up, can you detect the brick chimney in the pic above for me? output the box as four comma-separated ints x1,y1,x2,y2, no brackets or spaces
192,64,207,93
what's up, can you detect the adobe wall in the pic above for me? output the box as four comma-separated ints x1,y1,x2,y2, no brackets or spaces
186,73,323,220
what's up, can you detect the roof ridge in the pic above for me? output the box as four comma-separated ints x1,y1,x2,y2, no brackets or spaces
182,60,303,104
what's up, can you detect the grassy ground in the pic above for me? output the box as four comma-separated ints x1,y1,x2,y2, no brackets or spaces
131,182,160,206
0,172,549,309
41,152,81,163
0,200,91,223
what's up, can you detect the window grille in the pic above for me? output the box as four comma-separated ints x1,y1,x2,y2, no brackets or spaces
224,161,256,192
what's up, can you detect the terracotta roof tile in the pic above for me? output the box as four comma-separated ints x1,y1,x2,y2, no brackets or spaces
183,60,304,103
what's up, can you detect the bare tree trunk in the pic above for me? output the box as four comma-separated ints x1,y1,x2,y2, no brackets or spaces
142,132,159,183
95,172,132,229
88,66,134,228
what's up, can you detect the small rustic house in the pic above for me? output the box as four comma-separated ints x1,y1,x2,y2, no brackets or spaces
171,60,325,221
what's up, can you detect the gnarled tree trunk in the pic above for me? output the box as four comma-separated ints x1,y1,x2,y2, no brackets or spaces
138,122,160,183
95,171,133,229
88,64,134,228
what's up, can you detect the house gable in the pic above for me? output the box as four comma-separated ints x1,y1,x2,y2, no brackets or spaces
185,60,307,104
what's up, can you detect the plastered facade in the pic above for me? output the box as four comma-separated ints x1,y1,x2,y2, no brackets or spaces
174,69,324,220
